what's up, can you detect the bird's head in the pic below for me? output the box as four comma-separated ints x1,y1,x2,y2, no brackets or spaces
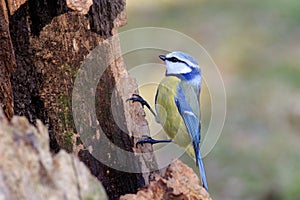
159,52,201,80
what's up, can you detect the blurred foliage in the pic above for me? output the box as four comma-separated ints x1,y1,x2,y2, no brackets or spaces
121,0,300,199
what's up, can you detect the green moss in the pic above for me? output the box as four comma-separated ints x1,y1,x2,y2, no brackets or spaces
59,95,75,152
64,131,73,152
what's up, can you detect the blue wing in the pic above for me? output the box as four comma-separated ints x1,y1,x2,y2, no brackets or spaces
175,85,208,191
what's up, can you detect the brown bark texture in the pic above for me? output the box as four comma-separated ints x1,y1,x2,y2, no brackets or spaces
120,160,212,200
0,108,107,200
2,0,157,199
0,0,16,120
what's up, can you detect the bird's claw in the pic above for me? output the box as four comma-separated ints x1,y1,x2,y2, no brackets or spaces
127,94,148,108
136,135,155,148
136,135,172,148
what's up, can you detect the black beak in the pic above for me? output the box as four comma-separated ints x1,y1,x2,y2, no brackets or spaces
159,55,166,61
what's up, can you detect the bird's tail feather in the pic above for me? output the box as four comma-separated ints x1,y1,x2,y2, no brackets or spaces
197,148,209,191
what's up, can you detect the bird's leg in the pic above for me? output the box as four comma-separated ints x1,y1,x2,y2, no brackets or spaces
136,135,172,148
127,94,157,119
127,94,168,147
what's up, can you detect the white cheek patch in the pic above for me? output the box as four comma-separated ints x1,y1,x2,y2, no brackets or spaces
165,61,192,75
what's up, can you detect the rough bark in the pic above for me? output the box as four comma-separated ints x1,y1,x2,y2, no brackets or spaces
0,0,16,120
120,160,212,200
4,0,157,199
0,108,107,200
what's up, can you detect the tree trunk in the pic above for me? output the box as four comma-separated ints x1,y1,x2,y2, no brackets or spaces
1,0,158,199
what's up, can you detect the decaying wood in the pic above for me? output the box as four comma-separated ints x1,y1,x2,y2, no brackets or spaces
0,0,16,120
0,108,107,200
66,0,93,14
120,160,212,200
4,0,159,199
5,0,27,15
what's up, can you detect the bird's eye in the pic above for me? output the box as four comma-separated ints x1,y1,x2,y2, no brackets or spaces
168,57,179,62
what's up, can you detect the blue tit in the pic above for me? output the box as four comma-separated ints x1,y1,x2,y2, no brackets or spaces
128,51,208,191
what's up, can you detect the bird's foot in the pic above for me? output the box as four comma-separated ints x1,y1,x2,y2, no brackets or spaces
127,94,158,118
136,135,172,147
127,94,149,108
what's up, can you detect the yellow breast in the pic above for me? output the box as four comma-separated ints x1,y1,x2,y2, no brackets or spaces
155,76,191,148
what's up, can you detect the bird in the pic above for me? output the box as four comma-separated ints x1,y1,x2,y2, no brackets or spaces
127,51,208,191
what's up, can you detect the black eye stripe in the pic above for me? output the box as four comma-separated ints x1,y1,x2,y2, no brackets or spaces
167,57,179,62
166,57,188,65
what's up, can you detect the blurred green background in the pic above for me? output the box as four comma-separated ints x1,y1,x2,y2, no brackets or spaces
120,0,300,199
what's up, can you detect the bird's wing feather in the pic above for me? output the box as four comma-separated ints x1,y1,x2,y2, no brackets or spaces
175,85,208,191
174,85,200,163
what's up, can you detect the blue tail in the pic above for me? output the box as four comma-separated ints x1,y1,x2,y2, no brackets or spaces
196,148,208,191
